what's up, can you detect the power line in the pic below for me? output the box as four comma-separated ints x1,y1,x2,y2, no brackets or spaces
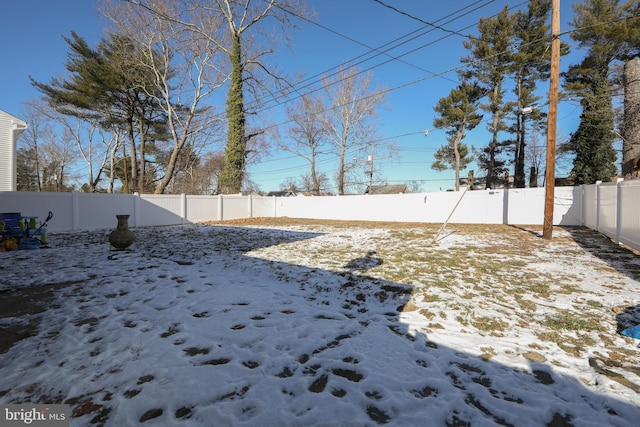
258,0,502,112
183,1,541,136
371,0,483,38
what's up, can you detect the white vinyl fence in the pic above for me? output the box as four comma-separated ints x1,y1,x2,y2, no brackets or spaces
1,181,639,252
582,180,640,252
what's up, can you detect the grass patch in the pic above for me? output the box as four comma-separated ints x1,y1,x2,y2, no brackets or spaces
471,316,509,333
585,300,603,309
419,309,436,320
514,296,537,312
238,219,639,372
543,313,601,332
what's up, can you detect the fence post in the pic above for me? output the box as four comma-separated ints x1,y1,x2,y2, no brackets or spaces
133,193,140,228
595,181,601,232
273,195,277,218
248,193,253,218
615,179,623,245
580,185,586,227
72,191,80,230
218,194,223,221
181,194,187,225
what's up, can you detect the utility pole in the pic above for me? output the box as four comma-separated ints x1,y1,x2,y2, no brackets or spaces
543,0,560,240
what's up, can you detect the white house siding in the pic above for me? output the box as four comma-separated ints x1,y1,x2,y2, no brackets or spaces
0,109,28,191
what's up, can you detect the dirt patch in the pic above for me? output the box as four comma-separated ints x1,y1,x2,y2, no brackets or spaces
0,281,79,354
204,216,544,233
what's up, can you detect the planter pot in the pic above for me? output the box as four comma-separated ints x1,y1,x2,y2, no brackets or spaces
109,215,135,250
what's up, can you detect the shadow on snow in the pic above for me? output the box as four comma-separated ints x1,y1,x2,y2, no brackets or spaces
1,224,639,426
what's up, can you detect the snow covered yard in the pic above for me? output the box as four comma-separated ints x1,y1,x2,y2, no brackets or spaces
1,218,639,426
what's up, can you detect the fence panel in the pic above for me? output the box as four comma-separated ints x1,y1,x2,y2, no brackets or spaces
137,194,184,227
75,193,135,230
278,193,443,223
553,186,584,226
221,195,250,220
597,183,618,240
0,191,74,232
618,181,640,251
186,195,219,223
443,190,503,224
583,184,598,230
251,196,275,218
3,185,639,254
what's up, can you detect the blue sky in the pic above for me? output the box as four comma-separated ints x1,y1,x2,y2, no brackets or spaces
1,0,583,193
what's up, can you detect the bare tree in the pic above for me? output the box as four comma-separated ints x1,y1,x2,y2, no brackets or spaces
102,0,227,194
279,177,300,193
105,125,124,193
406,181,422,193
281,93,327,195
299,171,330,194
124,0,309,193
52,110,116,192
24,97,120,193
525,128,545,187
169,150,226,194
40,133,78,191
19,100,49,191
19,100,79,192
322,68,388,195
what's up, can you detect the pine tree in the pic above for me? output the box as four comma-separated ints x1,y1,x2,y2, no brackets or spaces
30,32,166,193
563,0,626,183
461,6,513,189
510,0,553,188
432,82,484,191
564,61,617,183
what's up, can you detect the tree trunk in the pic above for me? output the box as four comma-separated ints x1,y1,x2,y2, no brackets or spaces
623,57,640,179
155,143,181,194
310,150,319,195
126,120,136,193
337,144,346,195
454,132,462,191
514,74,526,188
516,117,527,187
137,119,147,193
486,113,500,189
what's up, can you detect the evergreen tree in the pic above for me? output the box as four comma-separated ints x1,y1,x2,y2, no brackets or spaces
432,82,484,191
563,0,626,183
564,61,617,183
510,0,553,188
461,6,513,189
30,32,167,193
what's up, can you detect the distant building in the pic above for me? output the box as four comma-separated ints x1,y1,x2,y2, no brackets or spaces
0,110,28,192
267,190,297,197
364,184,408,195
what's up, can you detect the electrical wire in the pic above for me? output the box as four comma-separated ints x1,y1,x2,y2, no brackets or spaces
257,0,500,113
